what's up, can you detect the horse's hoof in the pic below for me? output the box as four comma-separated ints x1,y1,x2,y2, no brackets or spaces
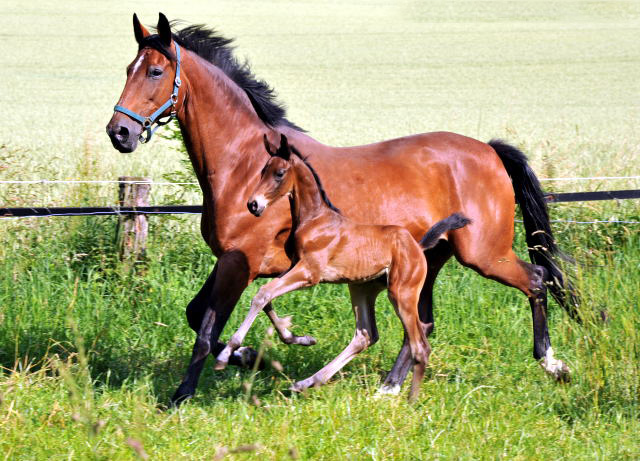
539,350,571,383
170,388,194,407
229,346,263,369
375,384,401,398
553,362,571,383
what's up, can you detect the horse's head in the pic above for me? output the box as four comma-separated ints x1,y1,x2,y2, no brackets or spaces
106,13,182,153
248,134,295,217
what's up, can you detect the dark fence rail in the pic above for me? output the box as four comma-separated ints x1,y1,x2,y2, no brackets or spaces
1,189,639,218
0,205,202,218
545,189,640,203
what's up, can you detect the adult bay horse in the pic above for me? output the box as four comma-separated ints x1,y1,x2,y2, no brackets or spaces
106,13,576,404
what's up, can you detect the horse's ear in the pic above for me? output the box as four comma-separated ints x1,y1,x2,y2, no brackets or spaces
263,134,276,156
133,13,150,44
157,13,172,47
278,134,292,161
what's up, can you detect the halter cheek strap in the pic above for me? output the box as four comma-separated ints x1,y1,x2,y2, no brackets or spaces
113,43,182,143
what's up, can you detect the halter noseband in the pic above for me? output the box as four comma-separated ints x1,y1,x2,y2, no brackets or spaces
113,43,182,143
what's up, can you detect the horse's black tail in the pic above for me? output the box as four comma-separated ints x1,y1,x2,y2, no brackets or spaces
489,139,580,316
420,213,471,250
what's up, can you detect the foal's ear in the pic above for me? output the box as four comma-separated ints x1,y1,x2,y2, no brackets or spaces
157,12,172,47
277,134,292,161
133,13,150,44
263,134,276,156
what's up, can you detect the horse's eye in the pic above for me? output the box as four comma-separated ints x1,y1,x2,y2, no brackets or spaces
149,68,163,78
275,169,286,180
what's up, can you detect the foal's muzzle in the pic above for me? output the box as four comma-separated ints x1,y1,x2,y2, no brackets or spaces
247,200,264,217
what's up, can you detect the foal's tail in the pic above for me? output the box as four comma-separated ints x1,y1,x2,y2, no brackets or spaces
420,213,471,250
489,139,580,316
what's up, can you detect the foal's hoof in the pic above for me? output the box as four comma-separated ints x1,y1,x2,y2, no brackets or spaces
290,378,314,393
295,335,317,346
213,360,228,371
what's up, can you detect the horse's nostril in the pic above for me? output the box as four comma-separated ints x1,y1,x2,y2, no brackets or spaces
116,126,129,141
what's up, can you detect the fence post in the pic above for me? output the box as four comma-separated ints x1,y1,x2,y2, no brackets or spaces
117,176,151,262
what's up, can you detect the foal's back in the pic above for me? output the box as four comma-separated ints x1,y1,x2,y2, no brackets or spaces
307,219,427,286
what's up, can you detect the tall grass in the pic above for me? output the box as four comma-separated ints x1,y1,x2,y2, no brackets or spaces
0,200,638,459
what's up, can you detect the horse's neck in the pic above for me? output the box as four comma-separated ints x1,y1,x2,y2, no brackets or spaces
290,155,333,225
177,51,266,191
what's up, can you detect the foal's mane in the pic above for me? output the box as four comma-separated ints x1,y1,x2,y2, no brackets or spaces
139,23,302,131
289,146,341,214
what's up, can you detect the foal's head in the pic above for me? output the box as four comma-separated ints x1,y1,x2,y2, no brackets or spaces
247,134,296,217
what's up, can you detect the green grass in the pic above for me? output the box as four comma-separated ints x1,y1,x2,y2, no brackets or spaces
1,1,639,459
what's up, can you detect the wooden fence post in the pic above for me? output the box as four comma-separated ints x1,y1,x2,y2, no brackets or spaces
117,176,151,262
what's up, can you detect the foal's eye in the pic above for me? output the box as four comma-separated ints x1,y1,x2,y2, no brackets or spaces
149,68,163,78
274,169,286,180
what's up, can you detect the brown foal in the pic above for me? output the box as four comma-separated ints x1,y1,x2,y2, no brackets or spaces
214,135,470,399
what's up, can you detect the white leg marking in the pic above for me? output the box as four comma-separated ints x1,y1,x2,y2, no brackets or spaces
539,347,570,381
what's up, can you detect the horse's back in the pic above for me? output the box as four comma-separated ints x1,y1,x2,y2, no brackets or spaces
289,130,515,241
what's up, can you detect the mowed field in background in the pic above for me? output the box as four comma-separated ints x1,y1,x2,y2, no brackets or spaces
0,1,639,459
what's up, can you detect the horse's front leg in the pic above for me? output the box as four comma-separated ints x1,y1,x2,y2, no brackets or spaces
171,251,253,406
184,264,260,369
215,263,315,370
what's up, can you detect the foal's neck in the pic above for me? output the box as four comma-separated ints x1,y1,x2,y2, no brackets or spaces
289,155,336,226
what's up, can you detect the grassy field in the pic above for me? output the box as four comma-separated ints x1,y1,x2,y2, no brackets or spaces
1,1,639,459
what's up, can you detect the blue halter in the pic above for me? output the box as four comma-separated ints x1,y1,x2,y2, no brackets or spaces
113,43,182,143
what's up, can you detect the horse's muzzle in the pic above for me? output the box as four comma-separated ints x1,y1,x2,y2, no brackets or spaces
106,116,141,153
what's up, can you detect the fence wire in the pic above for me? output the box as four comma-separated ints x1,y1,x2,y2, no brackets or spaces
0,174,639,187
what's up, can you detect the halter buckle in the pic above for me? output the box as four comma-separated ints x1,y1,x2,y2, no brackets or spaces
175,77,181,87
171,93,179,104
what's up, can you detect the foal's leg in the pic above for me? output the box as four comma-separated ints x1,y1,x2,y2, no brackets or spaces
214,263,315,370
263,303,317,346
387,281,431,402
379,244,452,395
290,282,383,391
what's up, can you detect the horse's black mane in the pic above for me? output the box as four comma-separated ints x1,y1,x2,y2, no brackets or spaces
139,23,302,131
289,146,341,214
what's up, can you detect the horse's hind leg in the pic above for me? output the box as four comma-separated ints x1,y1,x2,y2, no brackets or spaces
291,282,383,391
459,246,570,381
379,243,452,395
